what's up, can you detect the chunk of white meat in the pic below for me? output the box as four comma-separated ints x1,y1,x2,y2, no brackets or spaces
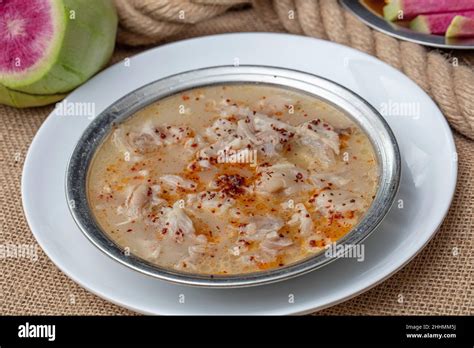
161,125,194,144
236,118,258,143
255,162,310,195
296,120,340,154
186,191,235,216
184,134,207,152
185,134,212,171
159,175,197,191
287,203,331,253
218,104,255,119
174,234,208,271
236,114,295,156
117,184,150,220
112,128,151,161
239,216,285,241
205,106,298,159
112,122,194,159
198,136,248,163
218,104,296,154
205,118,238,142
116,184,164,223
253,113,295,137
156,201,196,243
254,94,295,115
287,203,314,236
311,189,368,217
124,184,150,216
217,105,340,167
234,215,292,260
135,239,162,261
260,231,293,256
293,120,340,169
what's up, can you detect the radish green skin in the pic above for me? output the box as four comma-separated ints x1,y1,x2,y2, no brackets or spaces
410,11,474,34
446,16,474,38
0,83,65,108
410,16,431,34
0,0,117,95
384,0,474,21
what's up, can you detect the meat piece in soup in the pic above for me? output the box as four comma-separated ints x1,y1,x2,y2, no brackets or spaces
88,84,378,275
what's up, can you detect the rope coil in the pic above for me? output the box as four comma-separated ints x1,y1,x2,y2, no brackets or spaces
114,0,474,140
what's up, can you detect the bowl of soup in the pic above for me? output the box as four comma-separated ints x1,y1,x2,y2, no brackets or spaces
66,66,400,287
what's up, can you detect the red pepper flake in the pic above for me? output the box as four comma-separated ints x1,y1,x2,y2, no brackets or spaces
182,95,190,101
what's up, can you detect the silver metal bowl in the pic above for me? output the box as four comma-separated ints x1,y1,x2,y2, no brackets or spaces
66,65,400,288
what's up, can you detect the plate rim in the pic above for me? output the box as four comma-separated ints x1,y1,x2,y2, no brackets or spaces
21,32,458,315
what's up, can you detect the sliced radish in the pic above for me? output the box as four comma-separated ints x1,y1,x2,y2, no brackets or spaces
384,0,474,21
410,11,474,35
447,15,474,38
0,0,117,106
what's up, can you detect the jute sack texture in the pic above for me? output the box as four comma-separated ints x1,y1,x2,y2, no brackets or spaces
114,0,474,140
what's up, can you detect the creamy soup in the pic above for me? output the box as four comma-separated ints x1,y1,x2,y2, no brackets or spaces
88,84,378,275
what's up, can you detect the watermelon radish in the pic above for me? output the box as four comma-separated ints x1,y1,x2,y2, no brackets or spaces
0,0,117,107
446,15,474,37
384,0,474,21
0,84,65,108
410,11,474,34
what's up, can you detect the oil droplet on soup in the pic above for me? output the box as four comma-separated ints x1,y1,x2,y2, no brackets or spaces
88,84,378,275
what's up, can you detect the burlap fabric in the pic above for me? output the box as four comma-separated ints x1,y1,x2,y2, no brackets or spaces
1,6,473,315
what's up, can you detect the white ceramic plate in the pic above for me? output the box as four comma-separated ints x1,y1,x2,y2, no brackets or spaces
22,33,457,315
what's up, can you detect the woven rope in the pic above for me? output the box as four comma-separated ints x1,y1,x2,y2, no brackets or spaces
114,0,474,140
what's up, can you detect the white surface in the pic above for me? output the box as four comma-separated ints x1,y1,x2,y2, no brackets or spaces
22,33,457,315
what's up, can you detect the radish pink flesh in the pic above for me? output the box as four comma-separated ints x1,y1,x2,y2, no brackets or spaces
447,16,474,37
384,0,474,21
410,11,474,34
0,0,55,74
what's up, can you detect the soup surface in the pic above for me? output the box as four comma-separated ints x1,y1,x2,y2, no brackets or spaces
88,84,378,275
